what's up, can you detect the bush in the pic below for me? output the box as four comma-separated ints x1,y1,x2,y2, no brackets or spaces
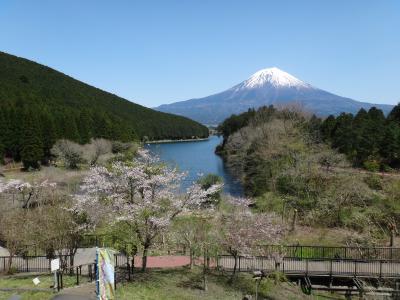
51,140,85,169
364,175,382,190
363,160,380,172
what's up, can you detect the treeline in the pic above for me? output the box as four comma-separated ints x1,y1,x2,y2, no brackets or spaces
0,51,209,166
218,104,400,172
321,104,400,171
0,105,135,165
216,105,400,241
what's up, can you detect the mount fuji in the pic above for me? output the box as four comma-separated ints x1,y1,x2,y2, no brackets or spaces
155,67,394,125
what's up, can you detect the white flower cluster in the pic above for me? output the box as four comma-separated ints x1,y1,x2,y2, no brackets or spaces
74,148,223,235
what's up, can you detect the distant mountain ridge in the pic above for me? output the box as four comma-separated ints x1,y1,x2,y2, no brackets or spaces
156,67,394,124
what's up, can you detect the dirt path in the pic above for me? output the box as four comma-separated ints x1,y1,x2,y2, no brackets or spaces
133,255,190,268
52,283,96,300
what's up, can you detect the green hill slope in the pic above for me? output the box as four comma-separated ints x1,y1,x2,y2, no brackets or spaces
0,51,208,162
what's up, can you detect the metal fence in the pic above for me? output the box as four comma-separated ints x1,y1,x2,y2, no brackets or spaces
261,245,400,260
217,255,400,279
0,255,72,273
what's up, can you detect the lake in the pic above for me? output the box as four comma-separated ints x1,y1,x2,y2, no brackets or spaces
145,135,243,196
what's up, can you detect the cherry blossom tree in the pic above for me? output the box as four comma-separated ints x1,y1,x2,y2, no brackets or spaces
0,179,57,208
219,197,285,280
75,149,222,271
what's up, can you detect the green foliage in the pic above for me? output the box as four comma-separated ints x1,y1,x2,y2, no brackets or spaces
0,51,209,164
321,104,400,170
218,105,400,239
20,111,43,169
217,108,257,140
197,174,223,207
363,160,380,172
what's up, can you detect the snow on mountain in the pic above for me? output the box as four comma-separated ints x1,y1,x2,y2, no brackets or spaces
156,68,393,125
236,67,311,90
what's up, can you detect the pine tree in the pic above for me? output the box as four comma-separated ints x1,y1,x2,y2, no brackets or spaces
320,115,337,141
20,110,43,169
41,111,57,162
0,111,6,162
332,113,354,158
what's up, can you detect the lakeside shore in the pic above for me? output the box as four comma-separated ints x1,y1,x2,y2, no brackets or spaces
145,137,210,144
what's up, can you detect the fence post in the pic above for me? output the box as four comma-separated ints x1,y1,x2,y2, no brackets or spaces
379,260,383,279
354,261,357,277
306,259,308,276
238,256,241,272
76,267,79,285
57,271,60,291
127,263,131,281
26,257,28,272
60,272,63,289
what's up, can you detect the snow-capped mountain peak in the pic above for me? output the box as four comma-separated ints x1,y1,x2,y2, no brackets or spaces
240,67,311,89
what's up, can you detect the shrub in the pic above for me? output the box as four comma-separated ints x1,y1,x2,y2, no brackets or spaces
51,140,85,169
363,160,380,172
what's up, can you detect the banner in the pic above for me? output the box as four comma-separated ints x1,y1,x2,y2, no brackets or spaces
96,248,115,300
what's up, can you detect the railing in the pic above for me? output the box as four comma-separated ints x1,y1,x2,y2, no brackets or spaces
217,255,400,279
261,245,400,260
56,262,96,291
0,255,72,273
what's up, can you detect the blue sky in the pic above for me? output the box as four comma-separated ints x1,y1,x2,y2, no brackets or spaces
0,0,399,107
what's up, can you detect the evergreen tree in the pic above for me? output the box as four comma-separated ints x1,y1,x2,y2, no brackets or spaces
331,113,354,158
0,111,6,162
40,111,57,162
388,103,400,124
20,111,43,169
320,115,336,141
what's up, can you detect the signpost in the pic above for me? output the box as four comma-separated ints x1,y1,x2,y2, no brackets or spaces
51,258,60,292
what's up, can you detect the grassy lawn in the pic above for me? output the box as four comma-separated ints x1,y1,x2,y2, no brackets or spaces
116,267,344,300
0,273,78,300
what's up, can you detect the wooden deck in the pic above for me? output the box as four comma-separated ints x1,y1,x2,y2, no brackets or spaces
217,256,400,279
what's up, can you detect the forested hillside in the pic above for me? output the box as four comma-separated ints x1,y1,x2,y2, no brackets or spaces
217,105,400,244
320,106,400,170
0,52,208,165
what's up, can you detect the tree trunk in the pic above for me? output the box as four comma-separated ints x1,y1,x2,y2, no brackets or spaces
202,249,208,291
7,255,13,274
390,228,395,247
189,248,194,269
142,246,149,272
290,209,297,232
230,255,238,282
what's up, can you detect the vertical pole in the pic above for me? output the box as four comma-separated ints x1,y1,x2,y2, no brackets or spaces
60,272,63,289
127,263,131,281
56,271,60,292
54,271,58,292
76,267,79,285
255,279,259,300
306,260,308,276
354,261,357,277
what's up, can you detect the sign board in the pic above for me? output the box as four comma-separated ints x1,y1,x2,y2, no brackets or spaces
51,258,60,272
96,248,115,300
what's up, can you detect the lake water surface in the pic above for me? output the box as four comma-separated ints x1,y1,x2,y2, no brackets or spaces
145,136,243,196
